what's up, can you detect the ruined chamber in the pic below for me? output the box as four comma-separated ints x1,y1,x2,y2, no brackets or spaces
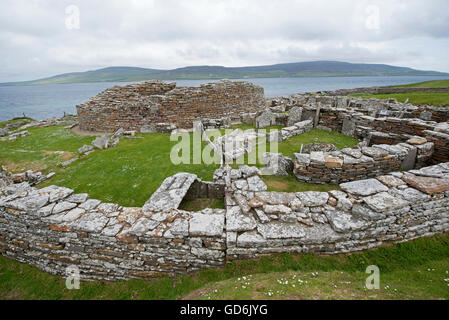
76,80,266,132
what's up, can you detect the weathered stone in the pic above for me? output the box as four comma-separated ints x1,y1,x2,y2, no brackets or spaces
406,137,427,145
189,211,225,237
376,175,406,188
303,143,338,153
310,152,325,165
391,187,431,203
126,217,160,236
226,206,257,232
52,201,77,214
191,247,224,260
352,204,386,220
257,221,305,239
398,143,417,170
164,218,189,238
297,192,329,207
294,153,310,166
341,148,362,159
0,128,9,137
340,179,388,196
402,173,449,195
40,186,74,203
78,145,94,154
71,212,109,233
256,110,276,128
66,193,89,204
263,204,292,215
261,153,293,176
143,173,197,213
237,231,266,247
247,175,267,192
79,199,102,211
361,147,389,159
325,210,370,233
254,208,271,223
363,192,409,213
91,135,110,150
325,156,343,168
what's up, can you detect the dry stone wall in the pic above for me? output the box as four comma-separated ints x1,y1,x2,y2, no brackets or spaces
77,80,265,132
1,163,449,281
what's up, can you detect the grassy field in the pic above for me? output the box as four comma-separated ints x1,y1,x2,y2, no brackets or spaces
351,92,449,107
0,120,358,206
1,234,448,300
393,79,449,88
351,79,449,106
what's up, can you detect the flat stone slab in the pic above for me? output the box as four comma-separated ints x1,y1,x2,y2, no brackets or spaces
297,191,329,207
237,231,266,247
406,137,427,145
247,175,267,192
376,175,406,188
226,206,257,232
340,179,388,196
325,210,370,233
143,173,197,213
361,146,389,159
363,192,409,213
257,221,305,239
402,173,449,195
189,210,225,237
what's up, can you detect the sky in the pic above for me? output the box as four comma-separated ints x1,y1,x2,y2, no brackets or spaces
1,0,449,82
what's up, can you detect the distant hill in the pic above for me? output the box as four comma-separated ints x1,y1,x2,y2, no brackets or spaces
2,61,448,86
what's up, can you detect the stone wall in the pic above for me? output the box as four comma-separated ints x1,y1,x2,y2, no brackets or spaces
1,163,449,281
77,80,265,132
270,93,449,123
219,164,449,259
293,140,434,184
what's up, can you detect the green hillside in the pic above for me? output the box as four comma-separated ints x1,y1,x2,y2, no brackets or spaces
2,61,448,86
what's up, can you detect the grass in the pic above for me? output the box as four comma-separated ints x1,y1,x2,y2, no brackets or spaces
0,125,357,206
275,129,359,158
264,175,339,193
179,198,225,211
393,79,449,88
1,234,448,300
0,125,93,173
0,117,34,129
351,92,449,107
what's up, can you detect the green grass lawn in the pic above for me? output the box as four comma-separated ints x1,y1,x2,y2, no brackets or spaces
393,79,449,88
351,92,449,107
0,122,357,206
1,234,448,300
0,125,93,173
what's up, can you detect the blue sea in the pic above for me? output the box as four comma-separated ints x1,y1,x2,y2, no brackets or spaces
1,76,448,122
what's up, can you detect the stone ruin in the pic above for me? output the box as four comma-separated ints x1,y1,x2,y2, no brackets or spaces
1,88,449,281
76,80,266,133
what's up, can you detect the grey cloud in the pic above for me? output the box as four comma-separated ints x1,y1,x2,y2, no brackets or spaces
0,0,448,82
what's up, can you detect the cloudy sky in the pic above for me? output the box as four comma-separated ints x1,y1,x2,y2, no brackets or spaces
1,0,449,82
